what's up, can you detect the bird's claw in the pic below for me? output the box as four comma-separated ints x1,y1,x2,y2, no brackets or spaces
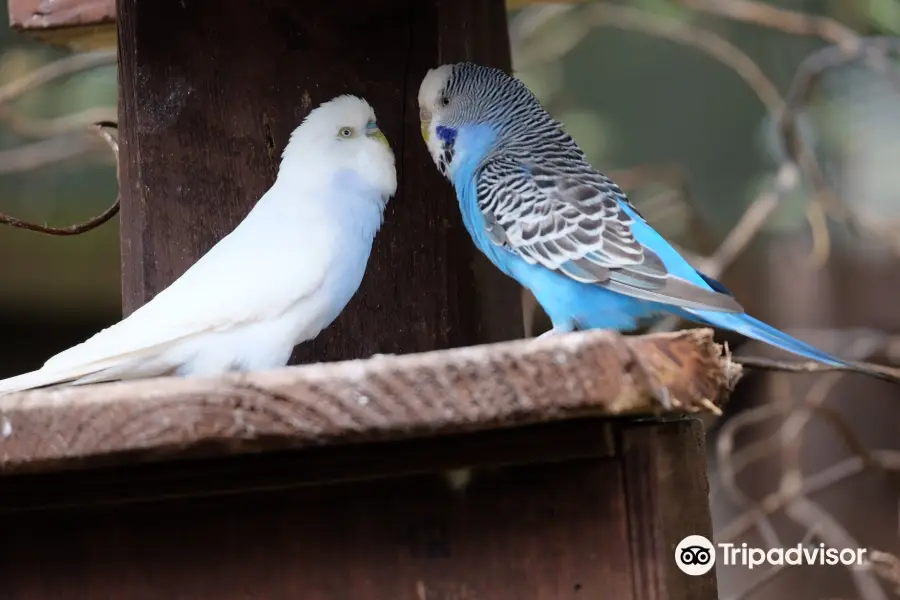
535,326,570,340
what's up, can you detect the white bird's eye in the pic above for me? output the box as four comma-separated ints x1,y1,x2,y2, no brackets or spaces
339,127,354,138
440,96,450,106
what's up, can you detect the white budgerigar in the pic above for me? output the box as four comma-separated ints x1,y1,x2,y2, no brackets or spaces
0,94,397,395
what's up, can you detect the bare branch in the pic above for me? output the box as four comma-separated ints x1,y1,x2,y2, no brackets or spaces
702,163,800,278
870,551,900,596
583,3,783,114
0,122,120,236
717,449,900,542
0,105,117,138
736,355,900,384
725,527,819,600
673,0,860,48
784,497,887,599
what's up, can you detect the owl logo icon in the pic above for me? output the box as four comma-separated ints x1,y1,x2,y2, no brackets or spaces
675,535,716,576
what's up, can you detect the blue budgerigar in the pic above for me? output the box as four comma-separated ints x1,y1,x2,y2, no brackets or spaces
417,62,876,389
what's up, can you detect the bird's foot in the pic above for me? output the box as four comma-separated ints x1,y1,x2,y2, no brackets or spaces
625,343,674,411
536,326,571,340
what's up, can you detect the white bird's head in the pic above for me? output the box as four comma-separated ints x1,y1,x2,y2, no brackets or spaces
280,94,397,201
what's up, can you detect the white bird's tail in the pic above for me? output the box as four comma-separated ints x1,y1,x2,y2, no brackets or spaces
0,345,175,396
0,365,91,395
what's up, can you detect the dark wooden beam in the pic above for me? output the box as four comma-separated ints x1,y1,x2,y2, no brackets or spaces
115,0,521,364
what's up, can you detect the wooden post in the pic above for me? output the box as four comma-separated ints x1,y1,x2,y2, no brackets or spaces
2,1,724,598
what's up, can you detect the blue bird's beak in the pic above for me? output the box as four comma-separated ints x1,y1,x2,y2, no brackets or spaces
420,107,432,144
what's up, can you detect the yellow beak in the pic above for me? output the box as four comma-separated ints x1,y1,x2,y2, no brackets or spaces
367,128,390,148
420,120,431,144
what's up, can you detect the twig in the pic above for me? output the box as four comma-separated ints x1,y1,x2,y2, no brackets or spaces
780,39,900,224
702,163,800,278
716,401,786,549
717,449,900,542
709,399,783,504
735,356,859,375
784,497,887,600
725,527,819,600
736,355,900,383
672,0,860,48
803,196,831,268
0,105,117,138
583,3,782,114
869,551,900,596
508,3,576,51
678,0,900,247
0,122,120,236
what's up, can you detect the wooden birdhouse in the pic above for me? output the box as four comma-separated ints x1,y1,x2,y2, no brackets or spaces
0,1,732,598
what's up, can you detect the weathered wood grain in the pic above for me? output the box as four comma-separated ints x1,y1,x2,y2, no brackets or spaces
0,329,740,474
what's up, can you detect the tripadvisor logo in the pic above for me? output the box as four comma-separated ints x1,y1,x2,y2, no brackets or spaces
675,535,869,576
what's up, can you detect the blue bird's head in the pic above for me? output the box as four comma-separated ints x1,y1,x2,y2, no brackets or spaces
418,62,546,179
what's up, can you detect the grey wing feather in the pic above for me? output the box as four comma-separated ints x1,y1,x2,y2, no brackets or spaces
476,157,743,313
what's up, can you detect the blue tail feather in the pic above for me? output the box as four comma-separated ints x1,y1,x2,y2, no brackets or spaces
682,309,847,367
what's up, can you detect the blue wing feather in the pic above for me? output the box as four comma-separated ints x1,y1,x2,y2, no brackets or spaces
698,272,734,297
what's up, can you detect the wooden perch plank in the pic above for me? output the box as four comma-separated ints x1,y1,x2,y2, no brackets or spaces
0,329,740,474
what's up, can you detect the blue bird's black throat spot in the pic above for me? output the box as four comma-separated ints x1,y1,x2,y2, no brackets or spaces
436,125,456,177
436,125,457,145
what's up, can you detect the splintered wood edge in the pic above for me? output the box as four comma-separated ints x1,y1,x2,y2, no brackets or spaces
0,329,742,474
